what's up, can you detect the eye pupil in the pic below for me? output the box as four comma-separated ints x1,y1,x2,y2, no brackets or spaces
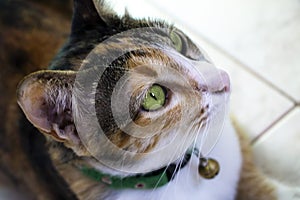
150,92,157,100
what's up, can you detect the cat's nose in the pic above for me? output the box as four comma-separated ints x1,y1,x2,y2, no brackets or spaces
207,69,230,93
196,68,231,93
217,70,231,93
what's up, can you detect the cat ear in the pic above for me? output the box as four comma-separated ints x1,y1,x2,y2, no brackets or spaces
17,70,79,145
71,0,104,35
71,0,117,36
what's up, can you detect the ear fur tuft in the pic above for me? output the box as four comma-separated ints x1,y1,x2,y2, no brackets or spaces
17,70,79,145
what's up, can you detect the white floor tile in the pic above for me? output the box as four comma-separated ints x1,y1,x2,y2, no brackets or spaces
149,0,300,102
253,107,300,197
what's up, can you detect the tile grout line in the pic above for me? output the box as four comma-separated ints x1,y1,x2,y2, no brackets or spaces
147,0,297,104
251,105,296,145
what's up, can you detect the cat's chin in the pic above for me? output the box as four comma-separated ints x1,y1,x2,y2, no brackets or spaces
85,148,191,177
83,126,208,177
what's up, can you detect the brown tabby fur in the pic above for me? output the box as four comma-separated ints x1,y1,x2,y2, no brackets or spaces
0,0,276,199
233,119,276,200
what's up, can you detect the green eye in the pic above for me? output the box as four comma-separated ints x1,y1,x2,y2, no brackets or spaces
170,31,183,52
141,85,166,111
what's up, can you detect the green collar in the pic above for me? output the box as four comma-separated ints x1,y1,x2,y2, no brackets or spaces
80,152,192,190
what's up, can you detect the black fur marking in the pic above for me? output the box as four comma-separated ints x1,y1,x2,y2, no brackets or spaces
96,66,127,134
71,0,107,36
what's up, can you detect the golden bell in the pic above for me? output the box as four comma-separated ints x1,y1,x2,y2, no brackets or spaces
198,157,220,179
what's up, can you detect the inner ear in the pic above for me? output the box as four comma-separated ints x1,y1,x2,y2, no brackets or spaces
17,70,79,144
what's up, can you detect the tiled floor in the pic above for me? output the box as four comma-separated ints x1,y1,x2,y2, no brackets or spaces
111,0,300,198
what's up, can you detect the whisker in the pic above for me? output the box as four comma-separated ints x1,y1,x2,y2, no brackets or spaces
149,143,184,198
156,124,194,198
170,121,196,192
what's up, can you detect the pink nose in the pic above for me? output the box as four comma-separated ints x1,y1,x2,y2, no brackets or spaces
189,62,231,94
218,70,231,93
198,69,231,93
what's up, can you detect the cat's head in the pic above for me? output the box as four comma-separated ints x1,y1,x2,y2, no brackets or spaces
17,0,230,175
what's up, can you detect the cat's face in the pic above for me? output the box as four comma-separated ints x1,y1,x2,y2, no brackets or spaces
17,0,230,175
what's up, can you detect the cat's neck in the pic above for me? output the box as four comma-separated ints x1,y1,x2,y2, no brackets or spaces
50,120,242,200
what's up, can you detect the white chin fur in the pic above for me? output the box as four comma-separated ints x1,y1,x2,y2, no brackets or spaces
112,119,242,200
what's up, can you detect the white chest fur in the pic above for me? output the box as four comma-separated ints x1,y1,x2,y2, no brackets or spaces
112,120,242,200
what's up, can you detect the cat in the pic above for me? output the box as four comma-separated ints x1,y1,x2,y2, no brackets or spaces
2,0,277,199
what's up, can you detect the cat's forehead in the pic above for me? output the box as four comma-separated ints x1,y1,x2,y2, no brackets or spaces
82,26,208,77
123,48,202,91
74,27,210,117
